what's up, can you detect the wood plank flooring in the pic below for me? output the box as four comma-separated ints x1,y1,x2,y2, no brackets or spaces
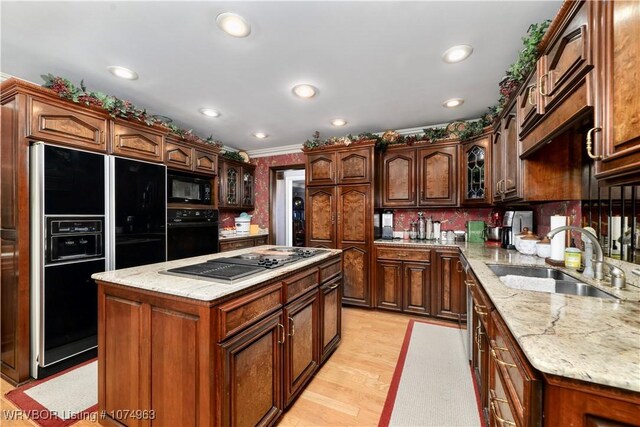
1,308,459,427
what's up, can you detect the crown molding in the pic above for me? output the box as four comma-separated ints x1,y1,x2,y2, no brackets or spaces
0,72,15,82
246,144,303,158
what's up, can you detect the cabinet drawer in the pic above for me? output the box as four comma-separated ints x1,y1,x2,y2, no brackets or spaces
490,376,518,427
29,97,108,151
319,257,341,282
254,236,268,246
216,283,282,341
377,247,431,262
467,272,492,329
283,268,319,303
219,239,254,252
491,311,542,427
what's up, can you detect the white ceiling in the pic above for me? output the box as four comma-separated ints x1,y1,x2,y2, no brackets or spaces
1,1,561,152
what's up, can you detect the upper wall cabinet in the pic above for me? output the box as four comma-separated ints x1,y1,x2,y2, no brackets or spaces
520,1,594,157
418,144,458,206
380,147,416,207
337,148,372,184
592,0,640,185
165,136,218,176
460,135,492,206
306,152,336,186
494,103,523,203
111,120,164,163
28,97,108,152
219,158,255,210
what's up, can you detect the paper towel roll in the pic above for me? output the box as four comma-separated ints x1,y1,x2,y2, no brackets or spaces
550,215,567,261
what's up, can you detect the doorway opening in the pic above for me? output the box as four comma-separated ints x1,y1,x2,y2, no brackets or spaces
270,167,306,246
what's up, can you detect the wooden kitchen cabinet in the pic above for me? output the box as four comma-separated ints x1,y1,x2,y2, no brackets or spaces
283,289,320,406
111,120,164,163
319,275,342,363
517,66,544,138
220,311,284,427
219,235,269,252
219,158,255,210
304,142,375,308
489,354,519,427
375,246,431,316
165,137,219,176
490,310,542,427
592,0,640,185
29,97,108,152
306,152,336,186
460,134,492,206
433,251,466,322
502,107,521,202
306,186,337,249
379,147,417,207
417,144,458,206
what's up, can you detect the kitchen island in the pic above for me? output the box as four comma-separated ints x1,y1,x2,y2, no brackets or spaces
375,239,640,426
92,246,342,427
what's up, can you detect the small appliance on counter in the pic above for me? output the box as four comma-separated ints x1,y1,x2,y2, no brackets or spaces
382,210,394,240
467,220,486,243
485,226,503,246
502,210,533,249
235,212,252,235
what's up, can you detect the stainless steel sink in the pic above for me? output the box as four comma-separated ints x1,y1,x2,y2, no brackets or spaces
487,264,618,300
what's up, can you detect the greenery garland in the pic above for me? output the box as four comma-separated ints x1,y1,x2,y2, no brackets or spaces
222,151,246,162
41,74,223,147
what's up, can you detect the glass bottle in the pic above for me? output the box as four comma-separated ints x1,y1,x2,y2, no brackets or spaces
409,221,417,240
417,212,426,240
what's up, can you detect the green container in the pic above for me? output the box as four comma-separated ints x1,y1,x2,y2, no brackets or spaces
467,221,486,243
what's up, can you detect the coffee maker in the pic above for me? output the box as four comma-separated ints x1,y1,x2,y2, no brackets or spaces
382,210,394,240
502,210,533,249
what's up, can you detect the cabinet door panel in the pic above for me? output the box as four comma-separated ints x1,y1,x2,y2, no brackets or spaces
381,149,416,206
341,245,370,306
338,147,372,184
151,307,199,426
220,312,282,427
492,127,504,201
320,278,342,362
418,145,458,206
502,109,521,201
403,262,431,315
165,141,193,171
593,0,640,183
241,167,255,208
284,291,319,406
112,122,163,163
337,185,370,244
517,67,543,137
376,261,402,311
434,252,464,321
306,186,336,248
194,150,217,175
29,98,107,152
461,137,491,206
306,153,336,186
221,162,241,208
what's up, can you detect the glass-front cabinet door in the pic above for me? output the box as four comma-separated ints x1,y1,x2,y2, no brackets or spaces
241,167,255,208
462,135,492,206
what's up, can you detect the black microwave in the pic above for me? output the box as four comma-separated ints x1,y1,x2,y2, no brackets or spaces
167,174,211,205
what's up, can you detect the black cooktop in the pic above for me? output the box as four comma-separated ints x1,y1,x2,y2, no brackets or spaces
162,261,265,282
161,247,329,283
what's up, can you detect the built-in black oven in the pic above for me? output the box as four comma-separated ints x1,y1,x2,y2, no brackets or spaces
167,208,219,260
167,173,212,205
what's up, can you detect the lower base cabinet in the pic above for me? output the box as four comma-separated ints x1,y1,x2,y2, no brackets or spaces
433,251,466,321
97,255,342,427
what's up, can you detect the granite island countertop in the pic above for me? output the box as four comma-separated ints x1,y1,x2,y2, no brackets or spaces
219,230,269,241
375,239,640,393
92,245,341,303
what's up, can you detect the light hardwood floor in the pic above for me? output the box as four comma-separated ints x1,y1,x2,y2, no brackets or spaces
1,308,458,427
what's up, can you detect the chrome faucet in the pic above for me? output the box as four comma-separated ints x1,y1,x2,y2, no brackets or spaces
546,225,626,288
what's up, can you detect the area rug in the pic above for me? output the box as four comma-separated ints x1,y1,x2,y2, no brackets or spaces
379,321,482,427
4,359,97,427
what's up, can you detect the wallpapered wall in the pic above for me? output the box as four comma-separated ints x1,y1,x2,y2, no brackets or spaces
531,200,582,236
219,152,306,229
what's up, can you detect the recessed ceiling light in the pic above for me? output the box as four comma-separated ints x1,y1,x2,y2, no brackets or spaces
331,119,347,127
442,45,473,63
199,108,220,118
292,84,317,99
443,98,464,108
253,132,268,139
216,12,251,38
107,66,138,80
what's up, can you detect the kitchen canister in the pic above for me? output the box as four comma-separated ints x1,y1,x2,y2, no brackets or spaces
564,247,581,268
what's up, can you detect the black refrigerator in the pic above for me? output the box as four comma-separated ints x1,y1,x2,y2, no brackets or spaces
111,157,167,269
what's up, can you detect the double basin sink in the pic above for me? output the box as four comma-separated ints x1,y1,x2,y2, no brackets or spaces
487,264,618,300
